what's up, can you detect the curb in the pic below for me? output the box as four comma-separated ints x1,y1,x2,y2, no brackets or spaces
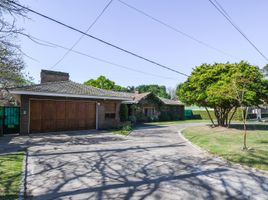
178,129,268,176
19,150,28,200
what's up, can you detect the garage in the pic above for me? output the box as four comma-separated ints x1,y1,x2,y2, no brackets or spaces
30,99,96,133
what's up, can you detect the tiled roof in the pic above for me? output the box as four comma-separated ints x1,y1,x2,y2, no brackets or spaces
126,92,183,105
8,81,184,104
132,92,151,103
158,97,183,105
8,81,132,100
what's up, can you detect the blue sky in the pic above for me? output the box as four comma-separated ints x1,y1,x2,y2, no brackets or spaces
16,0,268,88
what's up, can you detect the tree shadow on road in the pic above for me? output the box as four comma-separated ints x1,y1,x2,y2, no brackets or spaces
25,139,268,200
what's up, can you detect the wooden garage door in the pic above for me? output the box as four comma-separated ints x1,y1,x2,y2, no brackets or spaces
30,100,96,133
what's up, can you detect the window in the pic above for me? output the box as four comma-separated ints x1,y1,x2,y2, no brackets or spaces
105,113,116,119
143,107,155,117
104,103,116,119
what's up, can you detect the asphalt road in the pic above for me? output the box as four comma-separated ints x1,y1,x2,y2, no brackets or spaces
24,123,268,200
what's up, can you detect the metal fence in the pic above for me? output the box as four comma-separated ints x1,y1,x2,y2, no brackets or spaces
0,106,20,134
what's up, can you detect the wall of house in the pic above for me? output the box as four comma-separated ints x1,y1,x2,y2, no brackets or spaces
132,95,184,122
134,96,162,122
160,105,184,121
19,95,122,134
98,101,121,129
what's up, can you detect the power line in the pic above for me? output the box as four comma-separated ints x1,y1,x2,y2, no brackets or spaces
208,0,268,62
117,0,238,60
50,0,114,69
26,35,181,81
12,1,189,77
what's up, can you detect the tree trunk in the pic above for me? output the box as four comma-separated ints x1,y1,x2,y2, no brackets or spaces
205,107,215,127
214,107,232,127
242,107,248,150
228,107,237,128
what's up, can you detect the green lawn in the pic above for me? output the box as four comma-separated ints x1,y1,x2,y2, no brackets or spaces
144,119,209,125
182,125,268,171
0,152,25,200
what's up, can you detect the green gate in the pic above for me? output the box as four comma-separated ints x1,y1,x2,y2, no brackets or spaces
0,106,20,134
184,109,193,120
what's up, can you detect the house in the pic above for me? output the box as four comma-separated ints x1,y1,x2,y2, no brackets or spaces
8,70,132,134
124,92,184,122
7,70,184,135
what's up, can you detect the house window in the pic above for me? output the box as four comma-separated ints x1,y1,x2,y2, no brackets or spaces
143,107,155,117
104,102,116,119
105,113,116,119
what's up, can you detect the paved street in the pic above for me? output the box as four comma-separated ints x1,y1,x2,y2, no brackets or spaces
23,124,268,200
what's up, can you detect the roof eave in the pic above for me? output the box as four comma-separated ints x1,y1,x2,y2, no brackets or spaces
9,90,132,101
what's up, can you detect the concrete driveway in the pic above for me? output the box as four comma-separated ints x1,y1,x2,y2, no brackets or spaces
24,124,268,200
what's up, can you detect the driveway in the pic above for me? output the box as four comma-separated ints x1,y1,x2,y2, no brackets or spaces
22,124,268,200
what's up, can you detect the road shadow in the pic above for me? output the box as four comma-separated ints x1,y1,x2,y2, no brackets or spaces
25,142,268,199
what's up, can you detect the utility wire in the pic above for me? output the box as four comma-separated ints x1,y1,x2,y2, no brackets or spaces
50,0,114,69
117,0,238,59
12,1,188,77
26,35,181,81
208,0,268,62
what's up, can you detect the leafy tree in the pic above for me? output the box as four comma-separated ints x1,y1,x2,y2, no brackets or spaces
84,75,127,91
262,64,268,77
228,63,264,149
177,61,265,127
135,84,170,99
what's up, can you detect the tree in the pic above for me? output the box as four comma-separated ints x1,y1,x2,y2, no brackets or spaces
135,84,170,99
228,63,264,149
167,87,177,100
177,61,265,127
0,0,30,89
0,0,27,52
84,75,127,91
262,64,268,77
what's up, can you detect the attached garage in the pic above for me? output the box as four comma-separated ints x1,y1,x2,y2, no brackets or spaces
30,99,96,133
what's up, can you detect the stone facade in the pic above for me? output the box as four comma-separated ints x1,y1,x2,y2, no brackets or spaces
130,93,184,122
19,95,121,134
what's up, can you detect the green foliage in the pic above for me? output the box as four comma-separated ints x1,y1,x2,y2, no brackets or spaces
113,123,133,135
135,84,170,98
177,61,266,126
0,152,25,198
159,112,171,121
159,111,180,121
190,110,268,121
84,75,127,91
119,104,128,122
262,64,268,77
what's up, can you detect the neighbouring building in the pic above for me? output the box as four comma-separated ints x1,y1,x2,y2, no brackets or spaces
124,92,184,122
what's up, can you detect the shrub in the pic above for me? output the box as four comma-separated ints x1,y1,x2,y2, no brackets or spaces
120,104,128,122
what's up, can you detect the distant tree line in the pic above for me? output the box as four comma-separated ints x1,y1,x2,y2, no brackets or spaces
84,75,173,99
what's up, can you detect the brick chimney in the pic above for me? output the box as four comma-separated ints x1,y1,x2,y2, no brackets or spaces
41,70,69,83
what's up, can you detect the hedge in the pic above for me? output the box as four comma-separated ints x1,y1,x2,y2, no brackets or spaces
190,110,268,121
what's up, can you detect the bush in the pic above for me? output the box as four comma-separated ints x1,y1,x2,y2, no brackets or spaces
191,109,267,121
120,104,128,122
